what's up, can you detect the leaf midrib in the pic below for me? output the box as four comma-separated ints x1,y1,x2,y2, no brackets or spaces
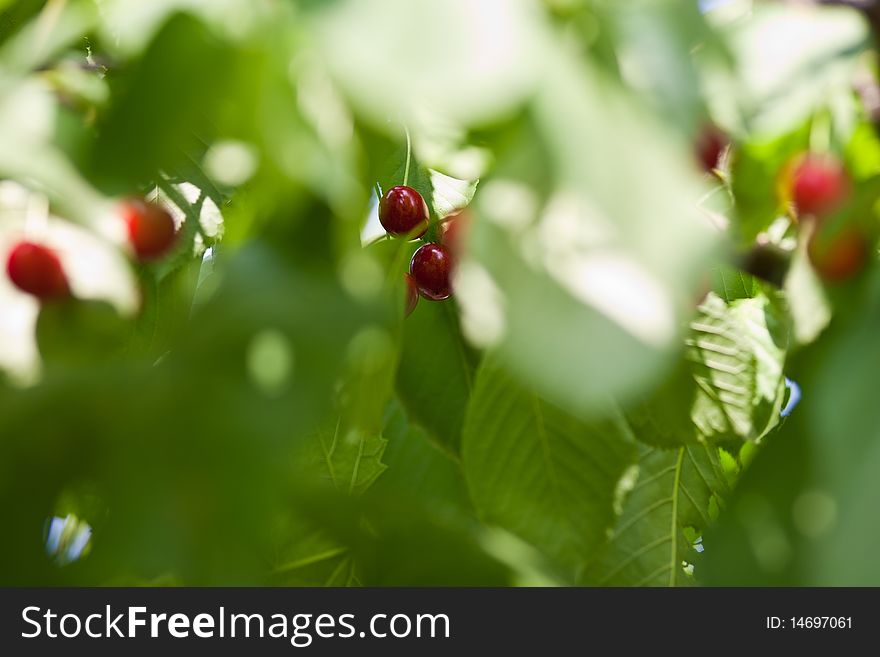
529,392,576,547
668,447,685,587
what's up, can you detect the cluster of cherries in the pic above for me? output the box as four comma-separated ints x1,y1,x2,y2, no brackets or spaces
378,185,458,316
7,183,453,315
788,154,865,282
8,136,862,306
698,125,866,283
5,198,178,300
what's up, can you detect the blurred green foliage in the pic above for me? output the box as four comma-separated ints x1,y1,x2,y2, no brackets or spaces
0,0,879,587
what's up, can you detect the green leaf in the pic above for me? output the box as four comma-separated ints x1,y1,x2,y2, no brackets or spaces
270,517,356,587
845,120,880,180
0,1,41,45
626,289,789,448
624,357,701,448
91,13,237,188
37,299,132,371
689,292,788,442
784,236,833,346
429,169,478,220
287,482,511,586
133,259,202,360
584,443,730,586
397,300,477,455
369,400,474,518
712,265,759,302
462,360,637,578
308,419,388,496
301,323,397,497
276,401,491,587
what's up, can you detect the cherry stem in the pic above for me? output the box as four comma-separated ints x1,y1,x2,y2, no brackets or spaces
809,110,832,154
403,126,412,188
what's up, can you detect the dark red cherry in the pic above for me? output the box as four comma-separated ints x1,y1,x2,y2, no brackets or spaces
807,225,867,283
695,124,729,173
410,243,452,301
122,198,177,261
739,243,791,288
788,154,849,218
404,273,419,316
379,186,429,238
6,241,70,300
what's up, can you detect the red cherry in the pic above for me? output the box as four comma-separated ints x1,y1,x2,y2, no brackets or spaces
807,226,867,283
122,198,177,261
695,125,729,173
739,243,790,288
6,241,69,300
379,186,429,238
404,273,419,316
440,211,471,258
789,154,849,218
410,243,452,301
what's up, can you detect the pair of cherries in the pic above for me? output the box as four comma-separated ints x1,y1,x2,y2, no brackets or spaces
378,185,454,315
695,124,851,222
785,154,867,283
697,123,866,285
6,198,177,300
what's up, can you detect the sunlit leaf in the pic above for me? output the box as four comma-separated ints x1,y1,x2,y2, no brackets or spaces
584,442,731,586
689,292,788,442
